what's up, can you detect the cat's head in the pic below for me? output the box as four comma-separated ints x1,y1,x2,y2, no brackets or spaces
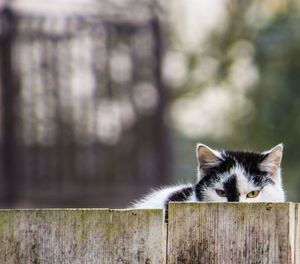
195,143,285,202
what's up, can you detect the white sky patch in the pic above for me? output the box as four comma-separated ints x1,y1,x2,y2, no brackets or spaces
166,2,260,140
228,40,260,91
171,85,234,138
169,0,228,51
133,82,159,115
110,44,133,84
228,60,259,90
162,52,188,88
96,99,122,145
12,0,95,14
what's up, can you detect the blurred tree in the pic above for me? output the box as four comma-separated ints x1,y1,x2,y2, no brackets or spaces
167,0,300,201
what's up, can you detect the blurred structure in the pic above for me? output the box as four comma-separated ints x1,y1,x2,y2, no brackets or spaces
1,0,299,208
0,0,171,208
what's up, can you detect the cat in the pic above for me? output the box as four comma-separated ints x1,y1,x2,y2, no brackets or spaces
130,143,285,222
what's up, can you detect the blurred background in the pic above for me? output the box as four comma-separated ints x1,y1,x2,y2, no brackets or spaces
0,0,299,209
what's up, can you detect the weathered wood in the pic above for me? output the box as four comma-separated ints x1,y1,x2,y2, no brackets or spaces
167,202,296,264
296,203,300,264
0,209,166,264
0,204,298,263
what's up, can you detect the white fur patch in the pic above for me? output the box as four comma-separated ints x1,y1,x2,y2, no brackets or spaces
130,184,195,209
232,165,256,196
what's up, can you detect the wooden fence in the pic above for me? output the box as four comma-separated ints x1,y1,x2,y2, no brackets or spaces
0,203,299,264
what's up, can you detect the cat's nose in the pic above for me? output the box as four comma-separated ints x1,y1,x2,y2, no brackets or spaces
227,196,240,202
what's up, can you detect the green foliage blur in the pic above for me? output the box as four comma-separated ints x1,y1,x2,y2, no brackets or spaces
169,0,300,201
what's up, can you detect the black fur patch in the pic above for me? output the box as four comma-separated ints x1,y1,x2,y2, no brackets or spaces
195,173,221,201
223,175,239,201
167,187,193,202
223,151,265,173
164,187,193,223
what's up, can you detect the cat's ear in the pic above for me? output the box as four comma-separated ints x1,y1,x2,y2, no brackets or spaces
259,143,283,179
197,144,222,179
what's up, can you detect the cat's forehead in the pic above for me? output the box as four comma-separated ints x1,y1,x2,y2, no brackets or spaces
213,156,273,188
223,150,265,163
217,165,248,184
211,165,257,192
219,150,266,174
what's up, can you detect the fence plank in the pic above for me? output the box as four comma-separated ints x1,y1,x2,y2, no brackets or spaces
296,204,300,264
0,209,166,264
167,202,296,264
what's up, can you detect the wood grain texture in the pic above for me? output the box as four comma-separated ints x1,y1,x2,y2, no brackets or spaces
296,204,300,264
167,202,296,264
0,209,165,264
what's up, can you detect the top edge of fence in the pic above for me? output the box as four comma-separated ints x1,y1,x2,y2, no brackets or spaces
168,201,299,205
0,208,165,212
0,203,298,212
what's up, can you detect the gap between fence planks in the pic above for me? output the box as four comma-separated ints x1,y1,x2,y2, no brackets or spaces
296,203,300,264
0,203,299,264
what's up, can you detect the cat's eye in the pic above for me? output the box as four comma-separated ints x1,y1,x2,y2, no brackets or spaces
247,190,260,198
216,189,227,197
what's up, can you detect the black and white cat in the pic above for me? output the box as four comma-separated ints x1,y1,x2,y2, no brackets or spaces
131,143,285,218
